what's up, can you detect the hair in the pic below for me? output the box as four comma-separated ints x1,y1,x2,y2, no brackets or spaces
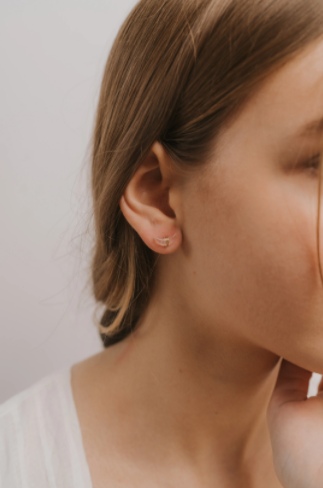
90,0,323,348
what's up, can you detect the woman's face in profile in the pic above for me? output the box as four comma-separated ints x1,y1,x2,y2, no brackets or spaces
177,37,323,373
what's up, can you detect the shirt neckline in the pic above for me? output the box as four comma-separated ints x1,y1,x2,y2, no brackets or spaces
59,367,94,488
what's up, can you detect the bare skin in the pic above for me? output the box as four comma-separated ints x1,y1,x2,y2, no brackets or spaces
72,37,323,488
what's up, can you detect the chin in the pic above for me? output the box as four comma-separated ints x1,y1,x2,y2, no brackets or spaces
283,346,323,375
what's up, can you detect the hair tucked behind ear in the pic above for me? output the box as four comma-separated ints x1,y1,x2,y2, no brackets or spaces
90,0,323,348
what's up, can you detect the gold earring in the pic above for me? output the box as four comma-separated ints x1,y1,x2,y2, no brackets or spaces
154,233,176,248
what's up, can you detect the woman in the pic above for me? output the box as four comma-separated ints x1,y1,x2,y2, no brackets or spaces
2,0,323,486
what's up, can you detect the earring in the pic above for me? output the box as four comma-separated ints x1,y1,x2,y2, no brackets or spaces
154,233,176,248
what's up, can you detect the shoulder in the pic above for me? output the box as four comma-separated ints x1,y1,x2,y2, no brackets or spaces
0,368,70,418
0,369,72,436
0,368,79,487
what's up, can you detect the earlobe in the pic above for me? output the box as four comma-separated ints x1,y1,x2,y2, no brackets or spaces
119,195,182,254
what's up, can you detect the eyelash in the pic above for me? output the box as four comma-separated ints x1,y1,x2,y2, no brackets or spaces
303,153,321,172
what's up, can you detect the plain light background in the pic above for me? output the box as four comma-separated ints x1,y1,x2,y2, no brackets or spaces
0,0,138,403
0,0,321,403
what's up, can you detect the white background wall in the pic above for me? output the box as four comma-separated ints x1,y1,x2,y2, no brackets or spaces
0,0,138,403
0,0,321,403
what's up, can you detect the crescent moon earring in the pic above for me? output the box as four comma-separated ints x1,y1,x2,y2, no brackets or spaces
154,233,176,248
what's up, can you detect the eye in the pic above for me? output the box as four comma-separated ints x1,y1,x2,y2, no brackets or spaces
303,153,321,174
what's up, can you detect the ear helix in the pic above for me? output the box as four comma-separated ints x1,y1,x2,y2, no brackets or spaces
154,233,177,248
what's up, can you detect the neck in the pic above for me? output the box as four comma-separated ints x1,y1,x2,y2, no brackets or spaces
76,266,281,485
127,291,280,458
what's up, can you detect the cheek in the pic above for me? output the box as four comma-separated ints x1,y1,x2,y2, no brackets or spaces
183,175,322,357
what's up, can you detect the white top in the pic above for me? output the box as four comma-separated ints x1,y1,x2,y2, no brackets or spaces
0,368,93,488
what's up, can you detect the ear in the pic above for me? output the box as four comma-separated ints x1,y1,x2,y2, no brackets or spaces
119,141,182,254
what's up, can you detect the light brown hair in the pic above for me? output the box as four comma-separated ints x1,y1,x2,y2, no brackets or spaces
90,0,323,347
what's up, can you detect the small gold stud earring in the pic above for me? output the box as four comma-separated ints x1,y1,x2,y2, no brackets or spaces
154,233,176,248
